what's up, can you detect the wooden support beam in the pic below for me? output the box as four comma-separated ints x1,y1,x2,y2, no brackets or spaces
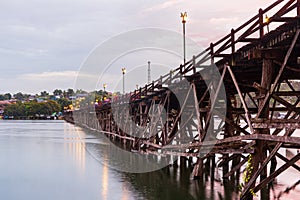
276,152,300,172
298,0,300,16
161,134,300,151
272,17,299,22
227,65,254,134
238,38,260,42
272,94,299,112
252,119,300,129
253,153,300,193
257,29,300,117
241,129,293,198
223,156,249,178
192,82,203,139
275,91,300,96
203,66,227,139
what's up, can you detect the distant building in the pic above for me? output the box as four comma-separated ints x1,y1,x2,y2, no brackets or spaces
36,98,46,103
28,95,36,101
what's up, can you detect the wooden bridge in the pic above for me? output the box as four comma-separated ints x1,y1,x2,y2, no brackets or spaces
65,0,300,199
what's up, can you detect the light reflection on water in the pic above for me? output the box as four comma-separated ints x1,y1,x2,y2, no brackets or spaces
0,120,299,200
0,120,137,200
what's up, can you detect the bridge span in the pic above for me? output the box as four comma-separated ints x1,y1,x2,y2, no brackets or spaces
65,1,300,199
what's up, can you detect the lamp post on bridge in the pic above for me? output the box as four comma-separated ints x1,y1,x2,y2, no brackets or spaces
122,67,126,94
148,61,151,84
181,12,187,67
103,83,107,93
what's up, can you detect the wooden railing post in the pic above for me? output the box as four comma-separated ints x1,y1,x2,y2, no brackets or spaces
169,70,172,85
298,0,300,16
231,29,235,53
210,43,214,64
259,8,264,38
193,55,196,74
152,81,154,91
180,64,183,81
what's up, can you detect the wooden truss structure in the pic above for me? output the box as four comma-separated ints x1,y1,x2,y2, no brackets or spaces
65,1,300,199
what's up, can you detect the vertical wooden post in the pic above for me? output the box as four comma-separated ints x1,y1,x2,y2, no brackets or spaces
231,29,235,53
298,0,300,16
193,157,204,179
180,64,183,81
210,43,214,64
231,29,236,66
248,58,273,200
259,8,264,38
169,70,172,85
193,55,196,74
223,95,234,179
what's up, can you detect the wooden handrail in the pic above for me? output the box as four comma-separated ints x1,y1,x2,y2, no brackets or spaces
119,0,298,102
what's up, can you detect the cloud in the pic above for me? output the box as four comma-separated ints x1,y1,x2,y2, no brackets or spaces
142,0,185,12
0,0,281,93
0,71,79,94
209,17,239,24
20,71,78,80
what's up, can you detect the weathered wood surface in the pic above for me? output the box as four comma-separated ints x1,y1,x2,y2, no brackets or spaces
65,1,300,199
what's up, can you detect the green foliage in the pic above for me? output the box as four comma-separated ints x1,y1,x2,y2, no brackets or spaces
56,98,72,111
4,100,61,117
40,91,49,97
53,89,63,96
0,93,12,100
238,154,257,197
13,92,23,101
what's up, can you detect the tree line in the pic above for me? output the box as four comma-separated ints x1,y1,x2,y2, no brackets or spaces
0,88,77,101
4,100,61,118
0,88,114,118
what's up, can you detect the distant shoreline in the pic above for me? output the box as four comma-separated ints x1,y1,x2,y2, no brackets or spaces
0,116,64,120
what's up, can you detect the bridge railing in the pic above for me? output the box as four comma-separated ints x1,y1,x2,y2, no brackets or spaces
114,0,300,104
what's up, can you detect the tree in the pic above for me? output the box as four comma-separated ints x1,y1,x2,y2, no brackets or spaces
57,98,72,111
53,89,63,96
4,102,25,117
67,88,75,98
4,100,61,117
4,93,11,100
40,91,49,97
14,92,25,101
75,89,87,94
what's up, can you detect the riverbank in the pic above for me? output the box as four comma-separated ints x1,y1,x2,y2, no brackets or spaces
0,115,64,120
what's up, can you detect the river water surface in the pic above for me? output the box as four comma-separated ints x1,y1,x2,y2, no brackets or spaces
0,120,299,200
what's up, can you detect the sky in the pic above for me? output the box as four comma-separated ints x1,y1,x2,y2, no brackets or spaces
0,0,277,94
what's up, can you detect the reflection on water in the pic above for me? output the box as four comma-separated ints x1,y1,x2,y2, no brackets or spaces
63,123,86,174
101,154,108,200
0,120,138,200
0,120,299,200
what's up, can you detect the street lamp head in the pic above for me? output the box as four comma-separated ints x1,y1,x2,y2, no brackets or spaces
122,67,126,74
265,14,270,24
181,12,187,23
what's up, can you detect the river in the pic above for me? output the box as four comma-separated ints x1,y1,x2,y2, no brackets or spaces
0,120,299,200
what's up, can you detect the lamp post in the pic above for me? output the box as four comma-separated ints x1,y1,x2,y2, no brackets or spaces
148,61,151,84
122,67,126,94
103,83,107,92
265,14,270,33
180,12,187,66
